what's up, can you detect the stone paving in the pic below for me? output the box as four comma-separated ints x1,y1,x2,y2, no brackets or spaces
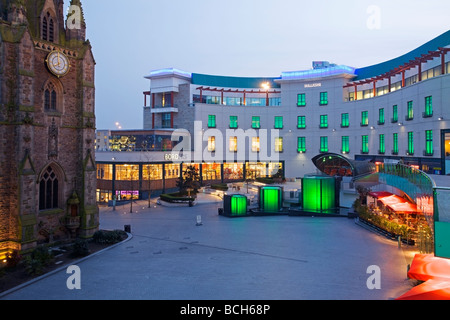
1,194,417,300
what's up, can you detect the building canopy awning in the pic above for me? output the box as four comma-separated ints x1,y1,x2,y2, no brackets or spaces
368,191,419,214
312,153,376,178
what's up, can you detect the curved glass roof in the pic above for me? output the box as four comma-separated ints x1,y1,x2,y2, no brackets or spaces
311,153,376,178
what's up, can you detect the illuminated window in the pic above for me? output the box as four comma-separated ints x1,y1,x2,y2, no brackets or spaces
361,111,369,126
297,93,306,107
252,116,261,129
274,116,283,129
320,136,328,153
208,115,216,128
161,113,171,128
208,136,216,152
341,136,349,153
320,115,328,128
115,165,139,181
425,130,433,156
392,133,399,155
275,137,283,152
361,135,369,154
392,105,398,123
97,164,113,180
378,108,385,125
408,132,414,155
297,116,306,129
297,137,306,153
142,164,163,180
320,92,328,105
424,96,433,117
165,164,180,179
229,116,238,129
341,113,349,128
229,136,237,152
379,134,385,154
252,137,260,152
406,101,414,120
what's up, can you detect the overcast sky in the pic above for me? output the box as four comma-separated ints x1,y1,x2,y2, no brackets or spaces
67,0,450,130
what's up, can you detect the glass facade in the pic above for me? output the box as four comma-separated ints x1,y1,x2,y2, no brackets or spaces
302,176,336,213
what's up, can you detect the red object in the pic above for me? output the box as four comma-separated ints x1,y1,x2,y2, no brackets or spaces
396,254,450,300
396,279,450,300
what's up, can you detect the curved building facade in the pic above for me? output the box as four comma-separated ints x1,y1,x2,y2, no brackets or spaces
141,30,450,181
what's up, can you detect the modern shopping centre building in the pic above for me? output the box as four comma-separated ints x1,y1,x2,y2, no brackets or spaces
96,30,450,202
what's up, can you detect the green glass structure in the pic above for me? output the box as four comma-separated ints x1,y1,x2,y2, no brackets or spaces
302,176,336,213
259,187,282,212
223,195,248,217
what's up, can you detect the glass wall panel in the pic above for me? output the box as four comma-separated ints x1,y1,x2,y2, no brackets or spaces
97,164,113,180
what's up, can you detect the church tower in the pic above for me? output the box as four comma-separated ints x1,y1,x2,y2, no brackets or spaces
0,0,98,258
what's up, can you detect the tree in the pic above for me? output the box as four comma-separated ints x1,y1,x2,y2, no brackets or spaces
177,165,200,194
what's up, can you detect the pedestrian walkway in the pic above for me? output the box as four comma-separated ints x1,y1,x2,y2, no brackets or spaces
1,200,417,300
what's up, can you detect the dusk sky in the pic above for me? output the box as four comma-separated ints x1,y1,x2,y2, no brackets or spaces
66,1,450,130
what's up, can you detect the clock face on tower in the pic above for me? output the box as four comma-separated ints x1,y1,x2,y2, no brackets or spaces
46,51,70,77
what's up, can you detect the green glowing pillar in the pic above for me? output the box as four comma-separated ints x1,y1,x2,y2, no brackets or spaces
260,187,282,212
231,195,247,216
302,176,335,212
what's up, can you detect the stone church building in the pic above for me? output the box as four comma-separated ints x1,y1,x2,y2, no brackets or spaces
0,0,98,258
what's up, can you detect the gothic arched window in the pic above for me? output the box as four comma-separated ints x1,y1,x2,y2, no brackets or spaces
39,166,59,210
42,12,55,42
44,82,57,111
42,16,48,41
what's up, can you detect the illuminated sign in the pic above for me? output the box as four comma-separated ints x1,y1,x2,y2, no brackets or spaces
304,83,322,88
164,153,180,161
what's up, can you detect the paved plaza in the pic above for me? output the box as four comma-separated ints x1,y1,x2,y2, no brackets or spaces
1,194,417,300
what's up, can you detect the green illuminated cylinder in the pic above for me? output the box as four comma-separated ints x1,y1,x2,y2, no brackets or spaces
223,195,247,216
302,176,336,212
259,186,282,212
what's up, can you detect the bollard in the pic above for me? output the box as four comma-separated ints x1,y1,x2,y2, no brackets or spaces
124,225,131,233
